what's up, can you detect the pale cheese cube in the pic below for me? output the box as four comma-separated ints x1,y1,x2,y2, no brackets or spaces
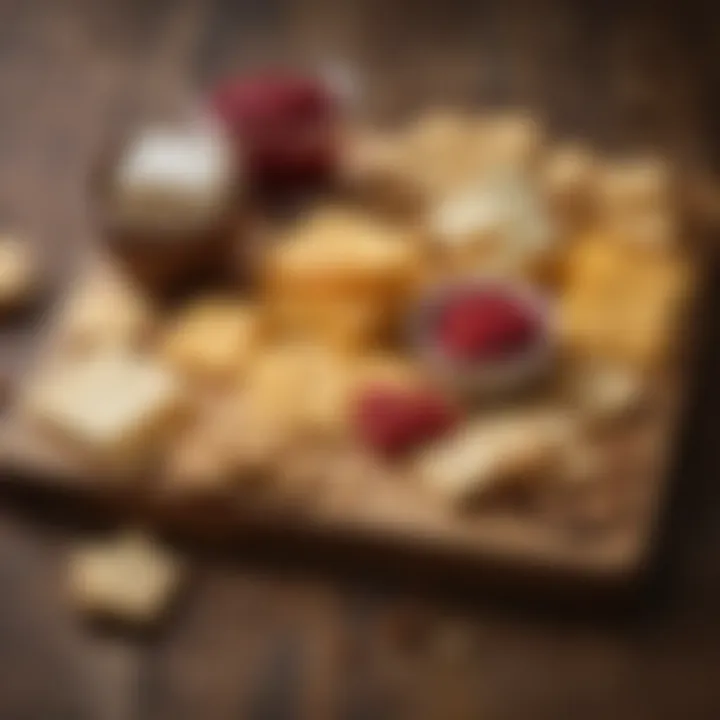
161,297,261,381
68,533,184,624
113,125,235,233
417,411,574,507
28,352,184,468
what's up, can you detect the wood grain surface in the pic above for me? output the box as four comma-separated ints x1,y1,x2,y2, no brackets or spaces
0,1,720,719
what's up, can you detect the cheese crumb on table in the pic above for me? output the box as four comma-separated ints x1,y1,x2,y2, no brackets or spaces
27,351,185,470
67,532,185,624
0,235,38,310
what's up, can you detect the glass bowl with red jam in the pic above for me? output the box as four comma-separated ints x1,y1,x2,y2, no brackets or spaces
411,278,554,398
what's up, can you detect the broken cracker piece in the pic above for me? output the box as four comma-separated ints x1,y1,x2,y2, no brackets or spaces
67,532,185,625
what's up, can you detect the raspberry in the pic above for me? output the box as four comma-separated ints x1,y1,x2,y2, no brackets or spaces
437,290,540,362
354,385,458,457
211,73,337,188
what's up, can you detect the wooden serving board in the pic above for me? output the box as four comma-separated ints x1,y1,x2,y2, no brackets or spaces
0,235,704,592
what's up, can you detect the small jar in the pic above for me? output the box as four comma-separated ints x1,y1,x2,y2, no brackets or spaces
94,119,243,300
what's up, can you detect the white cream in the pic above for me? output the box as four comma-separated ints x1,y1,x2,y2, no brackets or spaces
113,125,236,235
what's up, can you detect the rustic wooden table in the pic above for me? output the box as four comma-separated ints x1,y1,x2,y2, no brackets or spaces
0,1,720,718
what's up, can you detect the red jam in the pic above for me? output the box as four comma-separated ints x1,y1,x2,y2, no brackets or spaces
353,384,459,457
211,74,337,188
437,289,541,362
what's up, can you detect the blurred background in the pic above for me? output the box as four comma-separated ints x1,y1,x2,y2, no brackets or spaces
0,1,720,718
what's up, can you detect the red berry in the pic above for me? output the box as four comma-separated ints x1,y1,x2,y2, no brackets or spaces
354,385,458,457
211,73,337,187
437,290,540,362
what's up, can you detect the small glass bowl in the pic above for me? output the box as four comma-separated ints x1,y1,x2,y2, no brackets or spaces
409,277,555,399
